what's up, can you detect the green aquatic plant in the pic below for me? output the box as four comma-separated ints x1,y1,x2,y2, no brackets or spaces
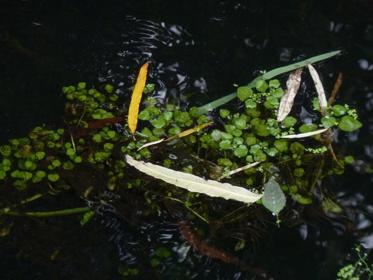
337,246,373,280
0,53,363,224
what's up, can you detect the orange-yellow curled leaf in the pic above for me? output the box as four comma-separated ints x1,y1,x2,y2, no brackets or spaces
128,62,149,134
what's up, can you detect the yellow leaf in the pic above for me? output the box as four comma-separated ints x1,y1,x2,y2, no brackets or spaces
137,121,213,151
128,62,150,134
169,121,213,139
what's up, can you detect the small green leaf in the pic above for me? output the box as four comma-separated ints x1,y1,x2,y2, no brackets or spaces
338,116,362,132
245,135,257,146
219,140,232,150
0,145,12,157
344,155,354,164
234,118,247,130
234,145,248,158
269,79,281,88
211,130,222,141
80,210,95,226
332,104,347,116
77,82,86,89
274,139,288,152
104,84,114,93
35,170,46,178
138,109,152,121
35,151,46,160
255,79,269,93
321,116,337,128
312,97,320,111
245,99,257,109
219,109,230,118
237,86,253,101
282,116,297,128
299,123,318,133
144,83,155,94
262,178,286,215
151,117,167,129
294,168,305,177
47,173,60,182
218,158,233,167
66,148,75,156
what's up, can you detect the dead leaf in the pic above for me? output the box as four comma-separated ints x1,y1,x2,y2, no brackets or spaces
137,138,166,151
128,62,150,134
137,121,213,151
125,155,262,204
280,128,328,139
218,161,261,180
277,68,303,122
307,64,327,113
168,121,213,140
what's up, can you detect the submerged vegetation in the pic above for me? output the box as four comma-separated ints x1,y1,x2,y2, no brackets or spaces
0,51,365,277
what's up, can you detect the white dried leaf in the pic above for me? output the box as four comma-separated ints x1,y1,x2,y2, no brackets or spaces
218,161,261,180
280,128,328,139
307,64,327,111
137,138,165,151
125,155,262,204
277,68,303,122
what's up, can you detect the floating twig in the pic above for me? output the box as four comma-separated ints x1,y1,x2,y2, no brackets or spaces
328,72,343,105
218,161,261,180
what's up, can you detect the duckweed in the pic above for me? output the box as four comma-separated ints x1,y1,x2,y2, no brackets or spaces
0,78,362,218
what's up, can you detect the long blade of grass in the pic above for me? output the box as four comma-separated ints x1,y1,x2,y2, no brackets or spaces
197,50,341,114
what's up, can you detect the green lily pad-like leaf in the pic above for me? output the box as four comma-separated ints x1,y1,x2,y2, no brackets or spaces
338,116,362,132
262,178,286,215
237,86,253,101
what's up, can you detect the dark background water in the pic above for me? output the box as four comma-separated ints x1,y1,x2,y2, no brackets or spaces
0,0,373,279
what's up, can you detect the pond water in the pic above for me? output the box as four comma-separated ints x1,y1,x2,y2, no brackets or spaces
1,0,373,279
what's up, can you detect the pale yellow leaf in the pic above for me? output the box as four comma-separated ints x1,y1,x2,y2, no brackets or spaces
128,62,150,134
277,68,303,122
125,155,262,204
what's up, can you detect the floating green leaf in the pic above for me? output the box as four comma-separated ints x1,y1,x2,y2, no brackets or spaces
338,116,362,132
262,178,286,215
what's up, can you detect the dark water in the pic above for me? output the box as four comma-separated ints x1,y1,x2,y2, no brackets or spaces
1,0,373,279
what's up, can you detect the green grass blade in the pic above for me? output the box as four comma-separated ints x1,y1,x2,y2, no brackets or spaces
197,50,341,114
261,50,341,80
196,92,236,114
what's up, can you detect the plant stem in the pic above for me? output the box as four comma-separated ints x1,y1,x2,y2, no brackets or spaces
1,207,90,218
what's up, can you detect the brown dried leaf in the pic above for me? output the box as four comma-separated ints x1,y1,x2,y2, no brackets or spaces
277,68,303,122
